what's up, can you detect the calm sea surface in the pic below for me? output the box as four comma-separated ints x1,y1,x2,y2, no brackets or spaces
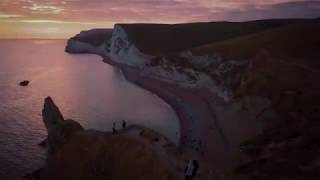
0,39,180,179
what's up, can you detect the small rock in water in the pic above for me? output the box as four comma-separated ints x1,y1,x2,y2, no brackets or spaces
19,80,29,86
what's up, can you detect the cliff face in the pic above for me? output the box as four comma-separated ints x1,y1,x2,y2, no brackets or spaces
65,18,320,179
65,24,243,100
66,19,319,100
65,20,320,130
108,24,155,67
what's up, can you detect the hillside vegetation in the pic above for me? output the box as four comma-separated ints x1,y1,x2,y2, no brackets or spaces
120,19,315,56
191,21,320,60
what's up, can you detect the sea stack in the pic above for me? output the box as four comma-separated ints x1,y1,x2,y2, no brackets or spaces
42,96,84,153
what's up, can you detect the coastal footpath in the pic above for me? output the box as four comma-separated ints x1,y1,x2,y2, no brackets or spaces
39,19,320,180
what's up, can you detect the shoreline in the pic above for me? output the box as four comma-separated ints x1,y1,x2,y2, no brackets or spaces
65,33,294,178
101,56,239,179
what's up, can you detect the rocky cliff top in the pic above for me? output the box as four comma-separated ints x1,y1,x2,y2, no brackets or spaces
68,28,113,47
39,97,179,180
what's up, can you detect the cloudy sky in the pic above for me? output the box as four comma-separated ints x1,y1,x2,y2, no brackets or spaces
0,0,319,38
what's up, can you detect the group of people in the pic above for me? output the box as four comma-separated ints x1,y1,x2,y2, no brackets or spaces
112,120,126,134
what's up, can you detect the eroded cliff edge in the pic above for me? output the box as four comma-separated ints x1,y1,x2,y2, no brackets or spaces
38,97,179,180
64,19,320,179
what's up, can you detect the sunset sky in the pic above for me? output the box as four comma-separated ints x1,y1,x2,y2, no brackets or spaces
0,0,320,39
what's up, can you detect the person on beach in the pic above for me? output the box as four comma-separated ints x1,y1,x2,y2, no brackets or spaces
185,160,199,180
122,120,126,129
112,122,117,134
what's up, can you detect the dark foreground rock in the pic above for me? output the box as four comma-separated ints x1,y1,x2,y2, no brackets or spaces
19,80,29,86
38,97,178,180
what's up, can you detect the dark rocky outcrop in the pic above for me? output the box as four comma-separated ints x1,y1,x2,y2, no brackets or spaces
42,97,83,153
39,97,178,180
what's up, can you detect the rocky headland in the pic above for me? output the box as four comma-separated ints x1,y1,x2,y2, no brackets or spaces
65,28,112,54
37,18,320,180
37,96,180,180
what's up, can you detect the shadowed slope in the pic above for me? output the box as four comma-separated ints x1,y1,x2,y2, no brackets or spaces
187,21,320,180
40,131,177,180
119,19,315,56
191,20,320,60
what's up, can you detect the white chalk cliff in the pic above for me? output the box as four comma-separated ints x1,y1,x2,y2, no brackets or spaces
67,24,246,101
107,25,155,68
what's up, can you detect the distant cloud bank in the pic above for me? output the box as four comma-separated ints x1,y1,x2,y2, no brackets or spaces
0,0,319,23
0,0,319,38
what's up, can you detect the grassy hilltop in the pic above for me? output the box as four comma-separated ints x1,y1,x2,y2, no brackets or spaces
119,18,316,56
